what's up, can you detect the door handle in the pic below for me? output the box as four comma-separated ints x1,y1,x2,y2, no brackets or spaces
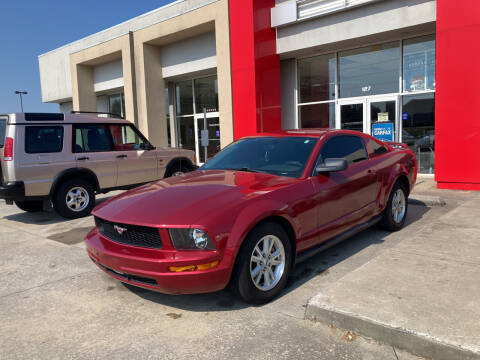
77,157,89,161
116,154,127,159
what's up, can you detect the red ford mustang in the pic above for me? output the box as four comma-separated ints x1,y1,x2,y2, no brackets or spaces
85,129,417,304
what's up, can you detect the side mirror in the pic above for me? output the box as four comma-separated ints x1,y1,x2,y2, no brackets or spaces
316,158,348,174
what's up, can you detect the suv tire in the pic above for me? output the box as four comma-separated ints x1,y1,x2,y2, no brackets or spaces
165,163,191,177
15,200,43,213
380,181,408,231
231,222,292,304
53,179,95,219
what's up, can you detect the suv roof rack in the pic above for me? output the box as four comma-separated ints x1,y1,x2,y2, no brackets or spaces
71,111,123,119
24,113,64,121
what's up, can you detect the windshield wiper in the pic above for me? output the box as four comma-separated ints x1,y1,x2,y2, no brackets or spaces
224,167,262,173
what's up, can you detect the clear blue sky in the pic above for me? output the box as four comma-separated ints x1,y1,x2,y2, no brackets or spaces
0,0,175,113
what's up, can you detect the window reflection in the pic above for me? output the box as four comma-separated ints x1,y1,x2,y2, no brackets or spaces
403,35,436,92
298,54,336,103
299,102,335,128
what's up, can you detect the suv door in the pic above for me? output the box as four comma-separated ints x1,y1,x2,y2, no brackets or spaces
108,124,157,186
73,124,117,189
311,135,378,242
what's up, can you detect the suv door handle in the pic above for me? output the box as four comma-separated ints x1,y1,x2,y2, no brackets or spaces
116,154,127,159
77,157,89,161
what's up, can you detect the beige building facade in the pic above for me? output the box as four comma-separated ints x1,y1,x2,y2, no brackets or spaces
39,0,233,163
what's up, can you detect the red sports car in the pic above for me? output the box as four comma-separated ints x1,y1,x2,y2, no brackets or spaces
85,129,416,304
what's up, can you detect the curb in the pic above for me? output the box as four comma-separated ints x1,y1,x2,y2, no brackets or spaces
305,299,480,360
408,194,446,207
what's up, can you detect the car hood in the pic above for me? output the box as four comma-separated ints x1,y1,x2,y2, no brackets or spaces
92,170,298,226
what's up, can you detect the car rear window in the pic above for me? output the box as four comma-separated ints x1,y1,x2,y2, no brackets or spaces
0,119,6,147
25,126,64,154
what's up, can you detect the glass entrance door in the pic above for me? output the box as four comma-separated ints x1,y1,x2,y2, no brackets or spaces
336,96,398,141
194,113,220,164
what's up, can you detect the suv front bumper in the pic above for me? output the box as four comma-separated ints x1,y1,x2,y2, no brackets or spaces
0,181,25,201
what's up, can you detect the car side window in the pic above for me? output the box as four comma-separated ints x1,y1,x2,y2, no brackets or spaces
320,135,368,165
25,126,64,154
73,124,112,153
368,139,389,158
109,125,145,151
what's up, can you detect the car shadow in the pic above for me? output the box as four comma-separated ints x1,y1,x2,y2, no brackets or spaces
124,204,431,311
2,195,116,225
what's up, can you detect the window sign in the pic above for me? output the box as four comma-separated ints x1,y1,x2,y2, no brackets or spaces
377,112,389,122
403,35,436,92
372,122,394,142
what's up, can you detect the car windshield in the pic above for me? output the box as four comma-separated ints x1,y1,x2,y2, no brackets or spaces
0,119,6,147
201,136,318,178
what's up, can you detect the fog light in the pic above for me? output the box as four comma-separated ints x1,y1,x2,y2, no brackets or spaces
169,261,219,273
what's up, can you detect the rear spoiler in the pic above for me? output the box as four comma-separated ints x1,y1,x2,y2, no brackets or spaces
385,141,409,149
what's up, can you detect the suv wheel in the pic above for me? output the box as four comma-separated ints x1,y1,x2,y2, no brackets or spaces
231,222,292,304
15,200,43,213
380,182,408,231
165,163,190,177
53,179,95,219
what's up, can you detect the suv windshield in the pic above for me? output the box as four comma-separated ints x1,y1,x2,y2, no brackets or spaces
201,136,318,178
0,119,6,148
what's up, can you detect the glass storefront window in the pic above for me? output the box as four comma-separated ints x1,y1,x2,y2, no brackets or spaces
340,103,363,132
298,53,336,103
176,81,194,116
299,102,335,128
195,76,219,113
403,35,435,92
339,42,400,98
402,93,435,173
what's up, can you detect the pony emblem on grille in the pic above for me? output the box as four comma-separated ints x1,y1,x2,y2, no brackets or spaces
114,225,128,235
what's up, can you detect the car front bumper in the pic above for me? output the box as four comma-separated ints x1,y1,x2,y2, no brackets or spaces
85,228,232,295
0,181,25,201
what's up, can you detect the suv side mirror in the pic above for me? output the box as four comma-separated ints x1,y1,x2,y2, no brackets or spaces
316,158,348,174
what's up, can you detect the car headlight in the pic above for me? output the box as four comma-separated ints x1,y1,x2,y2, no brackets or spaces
168,228,215,250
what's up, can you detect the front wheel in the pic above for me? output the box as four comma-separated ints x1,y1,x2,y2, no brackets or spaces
380,182,408,231
231,222,292,304
53,179,95,219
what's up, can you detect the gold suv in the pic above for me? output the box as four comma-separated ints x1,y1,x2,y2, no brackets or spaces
0,113,195,218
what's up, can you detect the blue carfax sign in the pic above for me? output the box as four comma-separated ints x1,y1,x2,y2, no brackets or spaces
372,122,394,142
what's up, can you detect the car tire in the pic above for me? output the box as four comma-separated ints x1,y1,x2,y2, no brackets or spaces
231,221,292,305
165,163,191,177
380,181,408,231
53,179,95,219
14,200,43,213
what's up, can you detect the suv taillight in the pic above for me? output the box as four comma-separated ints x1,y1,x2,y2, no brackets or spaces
3,137,13,161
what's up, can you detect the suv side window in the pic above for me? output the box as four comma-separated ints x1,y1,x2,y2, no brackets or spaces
109,125,145,151
0,119,6,147
320,135,368,164
73,124,112,153
25,126,64,154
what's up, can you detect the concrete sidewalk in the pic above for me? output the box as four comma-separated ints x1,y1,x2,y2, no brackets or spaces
306,180,480,360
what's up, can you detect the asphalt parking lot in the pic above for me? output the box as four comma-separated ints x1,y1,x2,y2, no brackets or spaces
0,190,436,359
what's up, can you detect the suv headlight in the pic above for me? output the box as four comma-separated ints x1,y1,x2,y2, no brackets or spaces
168,228,215,250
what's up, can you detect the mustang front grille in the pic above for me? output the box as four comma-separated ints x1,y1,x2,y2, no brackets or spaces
94,217,162,249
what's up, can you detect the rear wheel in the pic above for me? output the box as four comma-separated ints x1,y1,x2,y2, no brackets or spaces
15,200,43,213
165,163,191,177
53,179,95,219
231,222,292,304
380,182,408,231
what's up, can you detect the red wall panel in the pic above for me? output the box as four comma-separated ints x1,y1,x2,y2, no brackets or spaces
436,0,480,189
229,0,281,139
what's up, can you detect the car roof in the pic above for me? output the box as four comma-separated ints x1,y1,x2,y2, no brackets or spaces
243,128,370,139
4,113,130,125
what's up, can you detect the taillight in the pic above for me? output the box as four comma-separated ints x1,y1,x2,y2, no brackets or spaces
3,137,13,161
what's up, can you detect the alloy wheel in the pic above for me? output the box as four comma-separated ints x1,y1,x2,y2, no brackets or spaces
249,235,286,291
66,186,90,212
392,188,406,224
